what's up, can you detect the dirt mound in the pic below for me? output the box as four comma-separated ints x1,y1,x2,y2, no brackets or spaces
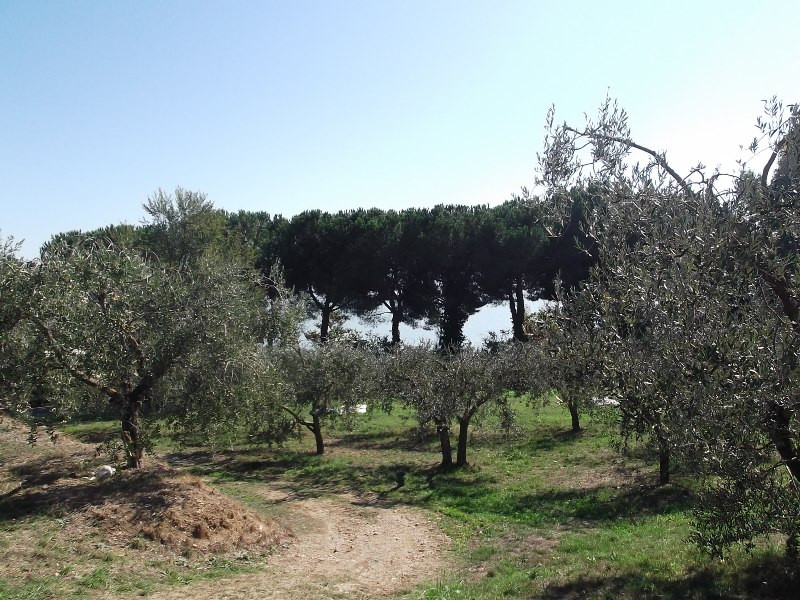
0,416,285,557
145,489,452,600
78,467,286,554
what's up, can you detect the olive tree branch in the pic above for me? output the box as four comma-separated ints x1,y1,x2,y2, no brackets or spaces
564,126,693,196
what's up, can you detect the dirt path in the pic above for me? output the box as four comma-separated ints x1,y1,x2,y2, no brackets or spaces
140,487,451,599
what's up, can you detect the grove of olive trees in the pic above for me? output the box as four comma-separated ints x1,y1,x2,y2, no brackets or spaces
1,97,797,569
1,237,273,468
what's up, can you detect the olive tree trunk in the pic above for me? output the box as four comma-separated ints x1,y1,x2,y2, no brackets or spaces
435,419,453,468
657,431,670,485
121,398,143,469
312,413,325,455
455,417,471,466
568,401,581,432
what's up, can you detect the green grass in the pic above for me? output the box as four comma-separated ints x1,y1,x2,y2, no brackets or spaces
9,399,796,599
0,558,260,600
60,420,118,444
164,400,792,599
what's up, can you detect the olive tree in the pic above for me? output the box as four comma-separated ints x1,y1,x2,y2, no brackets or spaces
5,237,269,468
140,187,242,266
271,340,374,455
527,285,605,434
379,343,520,467
0,236,32,406
536,96,800,553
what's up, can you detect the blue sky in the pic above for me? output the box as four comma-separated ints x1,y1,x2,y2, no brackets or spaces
1,0,798,258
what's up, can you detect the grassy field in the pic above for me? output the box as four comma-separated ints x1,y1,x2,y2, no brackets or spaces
4,400,795,599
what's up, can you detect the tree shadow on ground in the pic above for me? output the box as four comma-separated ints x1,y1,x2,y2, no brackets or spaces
326,430,437,453
1,454,176,524
66,428,116,445
538,553,797,599
164,442,692,527
518,428,592,455
391,470,694,527
166,443,515,513
166,447,309,476
166,446,425,504
525,483,695,523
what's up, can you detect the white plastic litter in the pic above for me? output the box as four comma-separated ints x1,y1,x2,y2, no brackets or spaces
93,465,116,481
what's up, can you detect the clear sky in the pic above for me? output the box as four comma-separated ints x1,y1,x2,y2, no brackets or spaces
1,0,798,258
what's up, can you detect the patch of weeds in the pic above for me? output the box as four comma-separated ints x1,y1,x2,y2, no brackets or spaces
78,566,111,590
127,535,149,550
206,556,242,573
469,544,497,563
57,564,72,577
416,579,479,599
0,576,60,600
112,577,158,597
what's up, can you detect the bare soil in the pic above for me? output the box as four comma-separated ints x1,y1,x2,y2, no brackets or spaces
141,487,451,599
0,417,283,558
0,417,451,598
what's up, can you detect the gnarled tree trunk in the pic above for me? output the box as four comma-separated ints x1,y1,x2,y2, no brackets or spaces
121,397,143,469
568,401,581,432
768,402,800,483
456,417,471,466
435,418,453,468
656,429,670,485
312,413,325,455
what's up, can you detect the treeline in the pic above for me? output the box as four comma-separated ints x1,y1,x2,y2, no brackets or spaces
49,190,596,347
0,225,544,470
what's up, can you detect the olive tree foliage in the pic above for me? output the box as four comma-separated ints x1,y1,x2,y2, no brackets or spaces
261,263,308,348
525,284,606,434
0,235,25,331
269,340,374,455
3,237,272,468
160,265,305,450
536,95,800,554
588,198,722,486
378,343,523,468
0,236,32,405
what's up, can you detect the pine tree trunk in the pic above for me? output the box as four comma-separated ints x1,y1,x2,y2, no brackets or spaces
391,311,401,345
438,302,467,350
320,307,331,343
511,283,528,342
